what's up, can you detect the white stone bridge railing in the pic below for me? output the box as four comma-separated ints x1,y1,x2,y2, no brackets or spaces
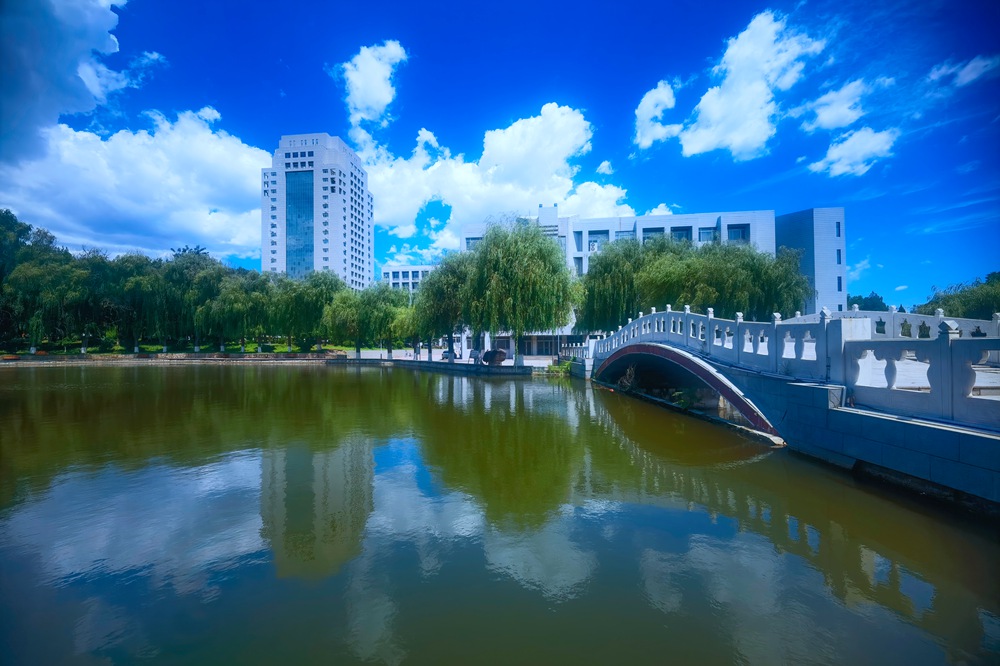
786,305,1000,341
591,306,1000,430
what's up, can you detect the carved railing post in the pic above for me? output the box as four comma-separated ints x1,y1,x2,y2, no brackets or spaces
819,307,831,381
684,305,692,351
706,308,714,357
735,312,744,367
918,320,959,420
770,313,782,373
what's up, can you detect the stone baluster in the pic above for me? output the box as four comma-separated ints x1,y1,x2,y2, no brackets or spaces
735,312,744,367
684,305,692,350
939,320,960,420
770,313,782,373
884,355,898,389
819,308,831,381
706,308,714,357
794,329,805,360
887,305,897,338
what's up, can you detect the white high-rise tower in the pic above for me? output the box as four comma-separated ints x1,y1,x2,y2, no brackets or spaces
261,133,374,287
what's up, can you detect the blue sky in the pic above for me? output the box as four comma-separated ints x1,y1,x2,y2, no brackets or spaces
1,0,997,308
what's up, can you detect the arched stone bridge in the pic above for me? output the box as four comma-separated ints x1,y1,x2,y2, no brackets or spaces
576,305,1000,507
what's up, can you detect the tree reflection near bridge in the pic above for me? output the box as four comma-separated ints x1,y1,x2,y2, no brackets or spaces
0,366,996,664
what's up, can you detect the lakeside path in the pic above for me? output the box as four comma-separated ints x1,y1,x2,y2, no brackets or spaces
1,349,558,369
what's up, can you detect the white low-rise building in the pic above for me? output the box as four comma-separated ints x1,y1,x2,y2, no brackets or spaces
381,264,435,296
462,204,846,315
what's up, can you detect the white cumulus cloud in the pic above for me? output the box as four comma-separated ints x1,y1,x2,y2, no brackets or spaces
358,106,634,262
894,285,908,291
363,104,634,262
677,11,824,160
0,108,271,258
338,40,408,146
801,79,868,132
0,0,165,163
633,80,682,149
809,127,899,177
645,203,674,216
334,42,674,267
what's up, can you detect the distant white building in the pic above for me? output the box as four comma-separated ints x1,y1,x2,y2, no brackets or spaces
381,264,435,296
261,133,374,288
461,204,846,314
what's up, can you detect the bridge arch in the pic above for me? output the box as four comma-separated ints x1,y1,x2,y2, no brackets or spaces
593,343,778,435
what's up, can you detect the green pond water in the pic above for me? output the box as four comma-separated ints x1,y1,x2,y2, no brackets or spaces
0,365,998,665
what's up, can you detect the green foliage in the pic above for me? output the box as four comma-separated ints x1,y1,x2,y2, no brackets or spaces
323,289,362,353
414,252,473,338
360,282,408,353
579,236,814,330
414,251,474,355
465,220,573,357
0,209,358,353
269,271,346,351
916,272,1000,320
635,242,812,322
847,291,888,311
577,237,684,332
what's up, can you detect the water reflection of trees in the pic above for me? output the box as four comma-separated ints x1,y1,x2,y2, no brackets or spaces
3,366,998,662
412,374,1000,661
0,366,427,505
415,378,584,529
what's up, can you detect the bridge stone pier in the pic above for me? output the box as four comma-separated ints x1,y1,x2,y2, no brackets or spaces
583,305,1000,508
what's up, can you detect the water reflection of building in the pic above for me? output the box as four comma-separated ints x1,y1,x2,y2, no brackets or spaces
260,438,374,578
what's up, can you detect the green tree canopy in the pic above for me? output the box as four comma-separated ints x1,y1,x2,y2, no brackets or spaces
636,242,812,321
847,291,889,311
916,272,1000,320
323,289,362,356
360,282,408,356
466,221,573,359
414,251,474,356
577,236,687,332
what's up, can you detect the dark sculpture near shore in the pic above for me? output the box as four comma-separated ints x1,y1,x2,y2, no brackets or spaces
482,349,506,366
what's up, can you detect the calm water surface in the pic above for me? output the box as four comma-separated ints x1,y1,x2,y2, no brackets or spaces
1,365,998,664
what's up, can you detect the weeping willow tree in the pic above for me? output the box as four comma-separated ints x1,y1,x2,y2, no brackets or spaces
576,236,690,332
636,242,812,321
916,273,999,320
414,251,474,359
466,220,574,363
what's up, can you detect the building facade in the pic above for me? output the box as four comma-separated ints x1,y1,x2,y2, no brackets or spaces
461,204,846,314
261,133,374,287
462,205,776,278
381,264,435,296
775,208,847,314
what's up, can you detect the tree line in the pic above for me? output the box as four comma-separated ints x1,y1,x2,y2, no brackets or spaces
847,274,999,321
9,207,944,357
